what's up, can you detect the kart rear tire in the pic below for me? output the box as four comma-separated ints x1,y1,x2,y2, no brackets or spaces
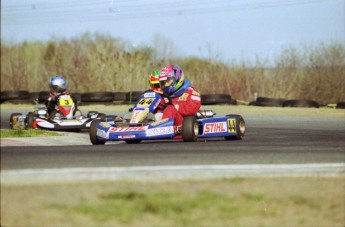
9,113,22,129
182,116,198,142
225,115,245,140
125,140,142,144
89,120,106,145
26,112,34,129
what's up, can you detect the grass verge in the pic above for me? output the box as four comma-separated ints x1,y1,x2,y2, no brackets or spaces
0,129,62,138
1,177,344,227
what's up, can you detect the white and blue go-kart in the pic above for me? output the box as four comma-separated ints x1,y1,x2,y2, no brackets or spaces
89,91,246,145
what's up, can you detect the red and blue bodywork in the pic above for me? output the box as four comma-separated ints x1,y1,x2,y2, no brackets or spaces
90,91,245,144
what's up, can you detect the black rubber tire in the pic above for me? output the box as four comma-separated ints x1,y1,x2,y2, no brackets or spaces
71,93,82,105
201,94,231,105
225,115,246,140
26,112,35,129
255,97,285,107
113,92,127,101
125,140,142,144
89,119,106,145
282,100,319,108
9,113,22,129
38,91,50,104
2,90,30,101
29,92,40,103
336,102,345,109
81,92,114,102
0,91,6,103
182,116,198,142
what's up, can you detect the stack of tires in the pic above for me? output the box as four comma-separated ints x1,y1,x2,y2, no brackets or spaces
201,94,236,105
1,90,31,104
250,96,320,108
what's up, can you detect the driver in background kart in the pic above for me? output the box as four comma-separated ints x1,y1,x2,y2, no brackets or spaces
46,75,75,115
158,64,201,126
148,70,163,94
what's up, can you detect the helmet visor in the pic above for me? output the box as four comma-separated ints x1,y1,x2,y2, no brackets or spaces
51,85,61,92
159,77,176,89
150,83,161,89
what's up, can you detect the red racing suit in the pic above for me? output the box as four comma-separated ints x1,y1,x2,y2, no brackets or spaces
161,84,201,126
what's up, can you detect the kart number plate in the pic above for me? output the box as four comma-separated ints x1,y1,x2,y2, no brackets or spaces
137,98,154,107
59,98,73,106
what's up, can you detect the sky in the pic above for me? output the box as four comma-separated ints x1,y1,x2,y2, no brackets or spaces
1,0,344,63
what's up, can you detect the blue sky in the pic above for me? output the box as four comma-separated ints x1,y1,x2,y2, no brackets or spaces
1,0,344,63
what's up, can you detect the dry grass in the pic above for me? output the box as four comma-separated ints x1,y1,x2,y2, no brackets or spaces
1,33,344,104
1,177,344,227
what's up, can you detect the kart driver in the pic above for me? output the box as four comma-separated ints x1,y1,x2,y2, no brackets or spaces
148,70,163,94
158,64,201,126
46,75,75,115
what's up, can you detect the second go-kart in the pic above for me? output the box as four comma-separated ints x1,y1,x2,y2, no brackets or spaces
89,91,245,145
10,94,105,131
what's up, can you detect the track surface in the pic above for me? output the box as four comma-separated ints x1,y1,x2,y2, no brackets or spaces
1,107,344,171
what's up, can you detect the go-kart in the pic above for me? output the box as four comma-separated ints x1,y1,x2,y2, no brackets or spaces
9,94,105,130
89,91,245,145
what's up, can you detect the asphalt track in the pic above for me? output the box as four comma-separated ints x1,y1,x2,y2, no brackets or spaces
1,107,344,173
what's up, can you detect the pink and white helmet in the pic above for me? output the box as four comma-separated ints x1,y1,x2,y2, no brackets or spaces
158,64,184,95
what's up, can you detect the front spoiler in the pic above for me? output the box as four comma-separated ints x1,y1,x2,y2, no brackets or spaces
96,118,176,141
34,117,95,130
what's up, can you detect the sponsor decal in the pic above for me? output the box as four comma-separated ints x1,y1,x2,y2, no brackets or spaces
150,118,169,126
144,92,156,98
192,90,200,96
178,93,189,101
130,108,149,123
100,122,111,128
204,122,227,133
118,135,136,139
109,126,145,132
137,98,154,107
191,95,201,101
96,129,107,138
146,126,174,137
227,119,236,133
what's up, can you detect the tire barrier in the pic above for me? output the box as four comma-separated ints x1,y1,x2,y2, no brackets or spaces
113,92,127,104
201,94,232,105
1,90,339,109
81,92,114,105
37,91,50,104
1,90,31,104
125,91,145,104
336,102,345,109
282,99,319,108
251,97,285,107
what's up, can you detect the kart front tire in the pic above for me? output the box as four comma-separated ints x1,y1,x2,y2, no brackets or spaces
9,113,22,129
89,120,106,145
225,115,245,140
26,112,34,129
182,116,198,142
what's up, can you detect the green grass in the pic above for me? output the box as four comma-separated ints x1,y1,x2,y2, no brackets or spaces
2,177,344,227
0,129,62,138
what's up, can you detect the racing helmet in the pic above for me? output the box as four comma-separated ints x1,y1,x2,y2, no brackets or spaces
149,70,162,93
158,64,184,95
49,75,67,93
